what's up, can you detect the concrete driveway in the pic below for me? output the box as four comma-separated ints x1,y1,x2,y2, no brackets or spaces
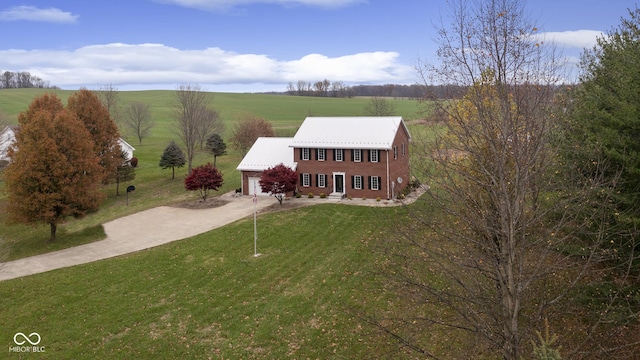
0,193,276,281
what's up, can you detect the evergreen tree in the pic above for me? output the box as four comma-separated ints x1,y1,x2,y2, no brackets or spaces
569,7,640,270
159,141,186,179
205,133,227,168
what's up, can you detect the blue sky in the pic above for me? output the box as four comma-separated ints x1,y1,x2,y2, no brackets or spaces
0,0,632,92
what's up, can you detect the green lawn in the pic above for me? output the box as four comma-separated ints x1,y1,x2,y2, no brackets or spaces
0,89,429,260
0,90,442,358
0,204,416,359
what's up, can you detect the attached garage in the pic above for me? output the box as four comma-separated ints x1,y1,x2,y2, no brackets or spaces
236,137,298,196
248,177,269,195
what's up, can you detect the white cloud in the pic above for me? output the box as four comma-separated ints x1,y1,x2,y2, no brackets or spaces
0,43,414,91
154,0,365,11
536,30,604,49
0,6,78,23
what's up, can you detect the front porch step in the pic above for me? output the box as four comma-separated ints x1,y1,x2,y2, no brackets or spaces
328,192,344,200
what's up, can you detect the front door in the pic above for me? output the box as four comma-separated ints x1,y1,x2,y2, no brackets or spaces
334,173,345,193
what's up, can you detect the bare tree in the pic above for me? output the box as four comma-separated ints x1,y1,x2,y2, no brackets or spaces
124,101,154,145
364,96,395,116
97,83,121,126
230,113,275,157
173,84,222,173
369,1,627,359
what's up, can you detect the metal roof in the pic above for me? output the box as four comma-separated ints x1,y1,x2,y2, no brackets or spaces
289,116,410,150
236,137,297,172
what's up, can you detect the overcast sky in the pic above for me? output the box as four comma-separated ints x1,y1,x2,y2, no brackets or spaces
0,0,632,92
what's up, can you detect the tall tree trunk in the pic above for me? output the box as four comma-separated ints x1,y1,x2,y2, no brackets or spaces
49,223,57,242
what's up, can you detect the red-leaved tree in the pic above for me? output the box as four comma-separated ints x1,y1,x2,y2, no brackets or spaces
184,163,223,202
259,163,297,205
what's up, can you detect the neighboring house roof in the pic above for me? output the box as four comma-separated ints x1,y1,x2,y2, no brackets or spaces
0,125,135,161
0,126,18,161
118,138,136,160
289,116,411,150
236,137,298,172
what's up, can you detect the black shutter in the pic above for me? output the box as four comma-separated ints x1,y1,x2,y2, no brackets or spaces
368,176,371,189
300,173,303,186
351,176,355,189
315,149,318,160
351,149,354,162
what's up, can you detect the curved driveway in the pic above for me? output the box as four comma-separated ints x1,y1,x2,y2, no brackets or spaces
0,193,276,281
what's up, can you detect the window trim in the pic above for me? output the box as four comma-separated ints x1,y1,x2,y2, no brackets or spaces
335,148,344,162
317,173,326,188
353,175,363,190
317,148,325,161
370,176,380,190
353,149,362,162
302,173,311,187
301,148,310,161
370,149,379,163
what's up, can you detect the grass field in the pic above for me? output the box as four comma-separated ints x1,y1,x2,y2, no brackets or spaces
0,203,423,359
0,89,429,260
0,90,449,358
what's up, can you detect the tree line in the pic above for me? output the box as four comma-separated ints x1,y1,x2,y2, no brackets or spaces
285,80,471,99
0,70,58,89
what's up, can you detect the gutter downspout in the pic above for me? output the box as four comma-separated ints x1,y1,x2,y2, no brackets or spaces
386,150,390,200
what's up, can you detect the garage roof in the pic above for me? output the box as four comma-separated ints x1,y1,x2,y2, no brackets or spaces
236,137,297,172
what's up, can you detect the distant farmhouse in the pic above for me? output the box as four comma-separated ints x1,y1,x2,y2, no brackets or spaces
237,116,411,200
0,125,135,164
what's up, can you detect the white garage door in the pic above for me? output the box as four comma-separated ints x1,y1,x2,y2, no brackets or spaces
248,177,268,195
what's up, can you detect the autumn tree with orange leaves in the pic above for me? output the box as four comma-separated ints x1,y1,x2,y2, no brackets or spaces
67,88,122,184
4,94,104,242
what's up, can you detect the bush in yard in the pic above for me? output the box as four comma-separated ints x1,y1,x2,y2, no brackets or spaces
130,157,138,168
184,163,223,202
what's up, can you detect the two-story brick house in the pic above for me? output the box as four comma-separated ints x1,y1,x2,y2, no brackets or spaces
237,116,411,200
290,116,411,200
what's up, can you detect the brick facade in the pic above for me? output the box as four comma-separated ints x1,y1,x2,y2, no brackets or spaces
293,123,410,200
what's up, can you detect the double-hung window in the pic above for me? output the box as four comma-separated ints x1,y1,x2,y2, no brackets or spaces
370,149,379,163
317,174,326,188
393,146,398,160
335,149,344,162
370,176,380,190
353,175,363,190
353,149,362,162
301,148,310,161
317,148,326,161
302,173,311,187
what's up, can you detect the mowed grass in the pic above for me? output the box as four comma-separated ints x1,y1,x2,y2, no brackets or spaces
0,204,412,359
0,89,428,260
